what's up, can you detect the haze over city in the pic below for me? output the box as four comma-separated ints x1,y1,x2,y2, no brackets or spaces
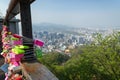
0,1,120,80
0,0,120,29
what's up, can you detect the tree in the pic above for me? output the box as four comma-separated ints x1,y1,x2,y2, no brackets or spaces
39,32,120,80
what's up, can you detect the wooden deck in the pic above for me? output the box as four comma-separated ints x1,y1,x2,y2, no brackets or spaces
21,62,59,80
0,60,58,80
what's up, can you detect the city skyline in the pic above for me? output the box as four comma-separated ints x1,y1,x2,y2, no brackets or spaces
0,0,120,28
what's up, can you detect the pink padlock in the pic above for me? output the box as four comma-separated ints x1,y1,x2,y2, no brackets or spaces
13,40,22,45
9,53,24,61
34,39,44,47
13,34,22,39
3,25,8,31
2,34,7,38
5,73,8,80
11,61,20,66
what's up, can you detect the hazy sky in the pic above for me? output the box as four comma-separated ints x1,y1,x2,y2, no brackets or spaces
0,0,120,28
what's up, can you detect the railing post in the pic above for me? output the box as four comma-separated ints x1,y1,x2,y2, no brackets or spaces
19,0,36,61
20,0,33,39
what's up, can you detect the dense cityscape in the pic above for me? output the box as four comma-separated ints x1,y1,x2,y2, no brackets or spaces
33,24,120,53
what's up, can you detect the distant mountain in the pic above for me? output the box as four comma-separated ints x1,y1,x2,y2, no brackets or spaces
32,23,120,35
32,23,74,32
32,23,102,35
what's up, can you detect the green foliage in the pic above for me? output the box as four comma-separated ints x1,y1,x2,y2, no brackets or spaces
39,52,70,65
35,47,43,58
39,32,120,80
